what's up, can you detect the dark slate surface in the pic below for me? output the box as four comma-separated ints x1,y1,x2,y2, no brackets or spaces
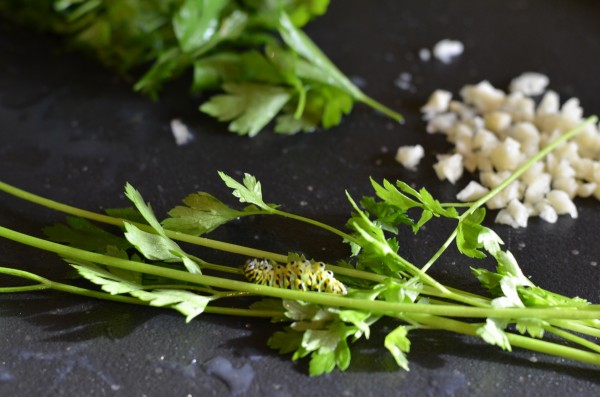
1,1,599,396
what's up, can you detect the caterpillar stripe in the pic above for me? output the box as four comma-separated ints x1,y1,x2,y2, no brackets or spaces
243,259,347,295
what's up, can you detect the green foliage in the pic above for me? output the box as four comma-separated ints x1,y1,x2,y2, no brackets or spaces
456,209,503,259
2,153,600,376
267,300,375,376
369,178,459,233
384,325,411,371
476,318,511,351
162,192,260,235
44,216,131,253
124,183,202,274
73,262,210,322
218,171,276,211
1,0,402,136
200,83,292,136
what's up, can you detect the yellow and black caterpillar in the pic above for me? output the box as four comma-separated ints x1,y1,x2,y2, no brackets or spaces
243,258,347,295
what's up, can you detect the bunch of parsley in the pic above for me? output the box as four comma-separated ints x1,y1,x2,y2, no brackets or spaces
0,0,402,136
1,117,599,376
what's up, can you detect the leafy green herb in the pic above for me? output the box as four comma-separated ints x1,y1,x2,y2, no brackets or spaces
0,117,599,376
161,192,260,235
0,0,402,136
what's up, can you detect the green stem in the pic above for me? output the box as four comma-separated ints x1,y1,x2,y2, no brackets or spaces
543,325,600,354
0,178,461,300
464,115,597,218
421,115,598,274
0,180,288,263
551,320,600,338
358,95,404,123
1,226,599,321
0,267,282,318
0,266,146,304
421,229,458,274
0,284,49,293
408,313,600,366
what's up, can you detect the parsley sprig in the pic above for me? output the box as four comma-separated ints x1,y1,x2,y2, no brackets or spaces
0,0,402,136
1,117,599,376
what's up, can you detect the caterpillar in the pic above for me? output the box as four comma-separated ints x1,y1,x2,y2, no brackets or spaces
243,258,347,295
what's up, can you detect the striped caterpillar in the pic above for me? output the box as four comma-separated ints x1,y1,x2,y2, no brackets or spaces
243,258,347,295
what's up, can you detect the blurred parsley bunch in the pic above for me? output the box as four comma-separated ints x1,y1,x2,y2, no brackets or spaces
1,0,402,136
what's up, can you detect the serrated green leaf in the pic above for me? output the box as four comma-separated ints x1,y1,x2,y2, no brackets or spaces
308,350,336,376
384,325,411,371
217,171,276,211
346,195,401,275
268,328,303,354
283,300,323,322
456,209,490,259
371,179,421,212
414,210,433,232
71,263,142,295
471,267,503,295
123,184,201,274
302,328,340,352
416,187,459,219
515,318,546,338
131,289,211,322
381,277,423,304
162,192,249,235
124,183,165,235
495,251,532,287
497,275,526,308
360,196,413,234
334,337,351,371
478,228,504,258
123,222,181,262
200,83,292,137
370,180,459,232
476,319,511,351
319,85,353,128
338,310,372,339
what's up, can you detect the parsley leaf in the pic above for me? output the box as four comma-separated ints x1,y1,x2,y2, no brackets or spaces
269,328,304,354
72,262,143,295
2,1,402,135
384,325,411,371
72,259,210,322
132,289,211,323
200,83,292,136
476,319,512,351
124,183,202,274
456,209,503,259
218,171,276,211
161,192,259,235
369,178,459,233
